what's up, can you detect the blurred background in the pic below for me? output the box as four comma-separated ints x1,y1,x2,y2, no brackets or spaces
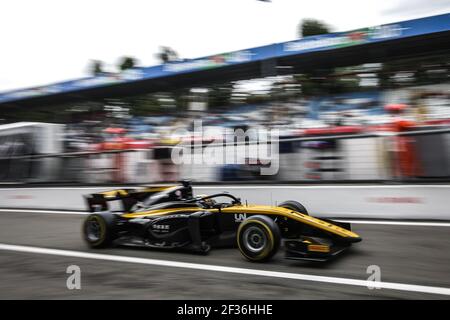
1,1,450,302
0,1,449,185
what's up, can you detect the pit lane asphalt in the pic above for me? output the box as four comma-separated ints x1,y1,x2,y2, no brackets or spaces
0,211,449,299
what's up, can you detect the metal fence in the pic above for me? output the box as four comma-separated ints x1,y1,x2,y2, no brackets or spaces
1,128,450,185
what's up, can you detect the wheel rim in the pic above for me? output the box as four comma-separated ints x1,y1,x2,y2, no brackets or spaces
86,218,102,242
242,226,267,253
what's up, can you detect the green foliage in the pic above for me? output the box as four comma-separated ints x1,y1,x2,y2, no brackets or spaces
118,56,137,71
298,19,331,38
207,83,234,109
89,60,104,76
156,46,179,63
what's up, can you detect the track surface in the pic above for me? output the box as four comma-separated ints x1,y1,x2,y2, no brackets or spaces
0,211,449,299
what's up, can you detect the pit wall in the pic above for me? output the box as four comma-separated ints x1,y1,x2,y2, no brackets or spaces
0,184,449,220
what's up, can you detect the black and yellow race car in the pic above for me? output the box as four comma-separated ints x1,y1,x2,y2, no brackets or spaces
82,181,361,262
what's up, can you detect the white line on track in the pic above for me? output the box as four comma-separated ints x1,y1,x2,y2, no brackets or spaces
198,185,450,189
0,208,86,215
1,243,449,296
2,208,450,227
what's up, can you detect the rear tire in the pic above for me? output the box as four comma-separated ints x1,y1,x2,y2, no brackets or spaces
279,200,308,215
83,212,118,248
237,215,281,262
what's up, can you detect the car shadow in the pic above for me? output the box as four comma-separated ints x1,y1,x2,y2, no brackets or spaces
282,247,367,269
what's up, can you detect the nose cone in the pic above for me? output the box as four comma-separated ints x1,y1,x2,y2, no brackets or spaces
348,236,362,243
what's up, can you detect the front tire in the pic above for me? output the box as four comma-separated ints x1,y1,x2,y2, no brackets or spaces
237,215,281,262
279,200,308,215
83,212,118,248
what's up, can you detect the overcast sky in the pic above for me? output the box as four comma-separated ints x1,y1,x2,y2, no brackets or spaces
0,0,449,93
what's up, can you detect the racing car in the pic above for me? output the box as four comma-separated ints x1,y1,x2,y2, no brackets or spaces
82,181,361,262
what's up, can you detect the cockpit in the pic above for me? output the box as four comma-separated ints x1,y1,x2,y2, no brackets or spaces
132,188,241,212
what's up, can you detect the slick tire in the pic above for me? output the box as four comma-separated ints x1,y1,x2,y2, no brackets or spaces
83,212,118,248
237,215,281,262
279,200,308,215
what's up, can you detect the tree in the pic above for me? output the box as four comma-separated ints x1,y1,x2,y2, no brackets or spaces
298,19,330,38
118,56,137,71
89,60,104,76
294,19,336,96
156,46,179,64
208,83,234,110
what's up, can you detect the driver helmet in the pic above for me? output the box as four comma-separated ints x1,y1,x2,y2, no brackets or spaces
197,194,216,207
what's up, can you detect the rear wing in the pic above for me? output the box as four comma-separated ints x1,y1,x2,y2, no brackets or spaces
84,186,174,213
